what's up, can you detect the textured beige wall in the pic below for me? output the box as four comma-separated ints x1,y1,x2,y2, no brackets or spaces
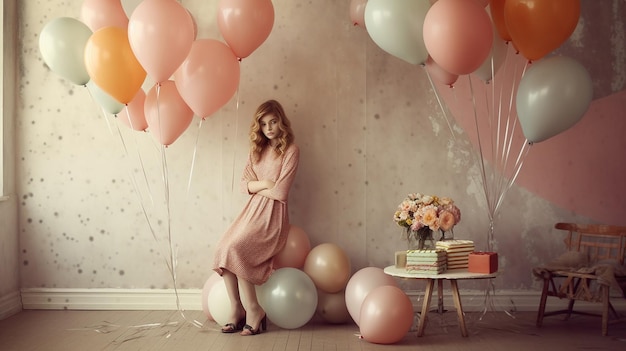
13,0,624,295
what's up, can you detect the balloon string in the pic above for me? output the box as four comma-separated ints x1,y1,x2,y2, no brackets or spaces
124,104,155,206
424,66,457,142
468,75,494,221
159,144,203,329
187,118,204,195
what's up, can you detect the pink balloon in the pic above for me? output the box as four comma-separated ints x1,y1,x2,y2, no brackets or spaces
273,225,312,269
174,39,240,119
425,56,458,87
303,243,351,294
359,286,413,344
128,0,195,83
201,273,223,321
423,0,493,75
217,0,275,60
144,81,194,146
81,0,129,31
344,267,399,326
349,0,367,27
119,89,148,131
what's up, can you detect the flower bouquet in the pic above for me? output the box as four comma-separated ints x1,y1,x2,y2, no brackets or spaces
393,193,461,249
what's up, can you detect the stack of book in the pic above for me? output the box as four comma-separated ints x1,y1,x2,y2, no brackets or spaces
435,240,475,270
405,249,447,274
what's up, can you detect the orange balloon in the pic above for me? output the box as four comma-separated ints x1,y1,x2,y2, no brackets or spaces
504,0,580,61
84,26,146,104
489,0,512,42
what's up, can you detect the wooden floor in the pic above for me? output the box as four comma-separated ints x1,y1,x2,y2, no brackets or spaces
1,309,625,351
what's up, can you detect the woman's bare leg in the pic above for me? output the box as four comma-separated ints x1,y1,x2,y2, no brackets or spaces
238,278,266,334
221,270,245,331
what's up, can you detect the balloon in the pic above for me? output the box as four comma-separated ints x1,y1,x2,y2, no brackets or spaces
174,39,240,119
201,273,223,321
516,56,593,143
504,0,580,61
317,290,351,324
207,279,232,326
39,17,92,86
425,56,458,87
349,0,367,27
257,268,318,329
359,285,413,344
344,267,399,326
273,225,311,269
489,0,511,42
364,0,431,65
303,243,351,294
81,0,129,31
84,26,146,104
423,0,493,75
128,0,195,83
144,81,194,146
86,80,124,115
119,89,148,131
473,9,509,83
217,0,275,60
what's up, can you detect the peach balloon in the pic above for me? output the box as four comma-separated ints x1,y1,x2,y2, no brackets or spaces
81,0,129,31
344,266,399,326
217,0,275,60
174,39,240,119
128,0,195,83
317,289,351,324
144,81,194,146
425,56,458,87
303,243,351,294
119,89,148,131
273,225,311,269
423,0,493,75
349,0,367,27
359,286,413,344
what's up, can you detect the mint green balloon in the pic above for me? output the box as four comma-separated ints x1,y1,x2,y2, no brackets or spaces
39,17,92,85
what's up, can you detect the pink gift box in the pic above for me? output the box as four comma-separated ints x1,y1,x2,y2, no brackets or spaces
468,252,498,273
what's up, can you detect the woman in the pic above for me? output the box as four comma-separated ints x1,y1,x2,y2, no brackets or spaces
213,99,299,336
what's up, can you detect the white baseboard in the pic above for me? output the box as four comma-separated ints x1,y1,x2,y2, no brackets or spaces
0,291,23,319
20,288,203,311
18,288,625,313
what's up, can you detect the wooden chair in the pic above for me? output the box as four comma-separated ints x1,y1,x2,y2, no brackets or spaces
535,223,626,335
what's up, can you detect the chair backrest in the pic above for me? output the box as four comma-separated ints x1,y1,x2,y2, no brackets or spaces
555,223,626,265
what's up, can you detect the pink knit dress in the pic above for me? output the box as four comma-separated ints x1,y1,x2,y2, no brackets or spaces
213,144,300,285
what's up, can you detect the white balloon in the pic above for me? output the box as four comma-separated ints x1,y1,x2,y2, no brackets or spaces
39,17,92,85
87,80,124,115
257,268,318,329
207,280,232,327
516,56,593,143
364,0,431,65
473,7,509,83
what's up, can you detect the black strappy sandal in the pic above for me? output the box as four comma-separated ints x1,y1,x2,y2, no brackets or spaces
221,318,245,333
240,316,267,336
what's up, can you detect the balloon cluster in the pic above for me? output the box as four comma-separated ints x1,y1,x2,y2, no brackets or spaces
202,224,413,344
38,0,275,146
350,0,591,144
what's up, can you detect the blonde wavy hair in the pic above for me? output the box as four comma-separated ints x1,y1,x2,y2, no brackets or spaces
249,100,295,162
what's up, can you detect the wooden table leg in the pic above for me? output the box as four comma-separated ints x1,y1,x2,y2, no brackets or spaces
418,279,435,337
450,279,468,337
437,279,444,313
